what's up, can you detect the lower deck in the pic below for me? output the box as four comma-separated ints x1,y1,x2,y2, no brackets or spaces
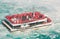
2,17,52,31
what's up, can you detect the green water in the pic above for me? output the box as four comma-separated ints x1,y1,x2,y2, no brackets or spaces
0,0,60,39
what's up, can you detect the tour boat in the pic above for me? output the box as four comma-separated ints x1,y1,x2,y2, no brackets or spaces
2,12,52,31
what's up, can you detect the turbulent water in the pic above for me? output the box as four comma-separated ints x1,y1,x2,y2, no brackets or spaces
0,0,60,39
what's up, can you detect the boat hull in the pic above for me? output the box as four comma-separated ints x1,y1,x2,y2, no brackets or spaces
2,17,52,32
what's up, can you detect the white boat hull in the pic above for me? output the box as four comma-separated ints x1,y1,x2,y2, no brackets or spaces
2,20,52,32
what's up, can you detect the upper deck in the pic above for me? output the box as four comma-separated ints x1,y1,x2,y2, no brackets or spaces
5,12,46,26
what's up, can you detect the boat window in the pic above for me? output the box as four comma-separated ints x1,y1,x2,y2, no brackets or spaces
27,13,33,20
39,15,42,18
22,16,26,21
28,16,32,18
13,25,21,29
29,22,43,27
28,13,33,18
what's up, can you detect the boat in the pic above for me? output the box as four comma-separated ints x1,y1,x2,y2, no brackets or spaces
2,12,52,31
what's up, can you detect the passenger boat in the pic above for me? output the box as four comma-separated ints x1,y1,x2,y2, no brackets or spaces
2,12,52,31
